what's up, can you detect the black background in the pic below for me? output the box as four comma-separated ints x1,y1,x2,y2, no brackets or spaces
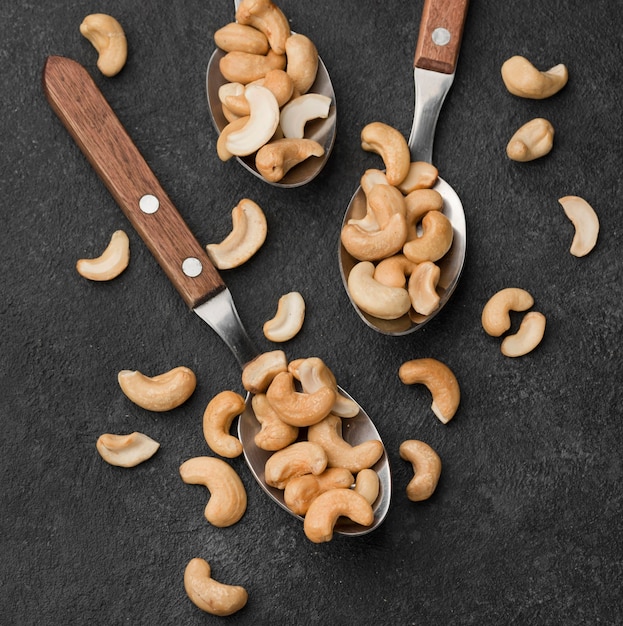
2,1,622,624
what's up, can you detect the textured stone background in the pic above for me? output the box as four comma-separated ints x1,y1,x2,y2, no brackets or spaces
2,1,622,624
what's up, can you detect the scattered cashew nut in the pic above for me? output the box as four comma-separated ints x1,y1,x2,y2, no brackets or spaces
361,122,411,186
263,291,306,342
399,440,442,501
202,391,245,458
501,55,568,99
76,230,130,281
80,14,127,77
96,432,159,467
559,195,599,257
501,311,546,357
481,287,534,337
507,118,555,162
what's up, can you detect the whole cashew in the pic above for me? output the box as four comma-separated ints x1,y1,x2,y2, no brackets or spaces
179,456,247,527
404,189,444,240
214,22,269,55
202,391,245,458
341,212,408,262
284,33,319,94
184,558,248,616
226,69,294,115
360,122,411,186
236,0,291,55
559,195,599,257
396,161,439,194
264,441,328,489
283,467,354,515
399,440,442,501
117,366,196,412
481,287,534,337
219,49,286,84
402,210,453,264
217,116,249,161
241,350,288,394
255,138,324,183
373,254,416,289
76,230,130,281
501,55,568,99
303,488,374,543
398,358,460,424
501,311,546,357
408,261,441,316
280,93,331,139
263,291,306,342
252,393,299,451
506,118,555,162
354,468,380,505
96,432,159,467
79,14,127,77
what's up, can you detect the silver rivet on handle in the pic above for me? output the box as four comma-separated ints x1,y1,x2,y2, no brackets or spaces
432,27,451,46
139,194,159,214
182,257,202,278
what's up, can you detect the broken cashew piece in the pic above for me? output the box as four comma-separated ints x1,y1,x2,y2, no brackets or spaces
559,195,599,257
117,366,196,412
501,311,546,357
284,467,354,516
236,0,291,55
280,93,331,139
206,198,267,270
80,13,127,77
179,456,247,527
399,358,460,424
184,558,248,617
255,138,324,183
264,441,328,489
399,440,442,501
241,350,288,394
252,393,299,451
481,287,534,337
361,122,411,186
263,291,306,342
76,230,130,281
303,488,374,543
285,33,319,94
96,432,159,467
202,391,245,458
507,118,555,162
501,55,568,99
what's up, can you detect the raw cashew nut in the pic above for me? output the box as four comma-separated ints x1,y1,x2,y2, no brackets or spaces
373,254,416,289
265,371,336,427
360,122,411,186
303,488,374,543
264,441,328,489
96,432,159,467
507,118,555,162
284,467,354,515
501,311,546,357
404,189,444,240
399,358,460,424
263,291,306,342
280,94,332,139
252,393,299,451
255,138,324,182
202,391,245,458
179,456,247,527
226,69,294,115
284,33,319,94
408,261,441,316
184,558,248,617
481,287,534,337
402,210,453,264
397,161,439,194
399,440,442,501
307,413,384,474
206,198,267,270
76,230,130,281
117,366,196,412
80,14,127,77
241,350,288,394
501,55,568,99
217,116,249,161
341,212,408,262
236,0,291,55
214,22,269,55
559,195,599,257
354,468,380,505
347,261,412,320
219,49,286,84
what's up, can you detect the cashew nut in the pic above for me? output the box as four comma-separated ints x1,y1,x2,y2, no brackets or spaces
408,261,441,316
501,311,546,357
96,432,160,467
280,93,332,139
76,230,130,281
399,358,460,424
396,161,439,194
284,33,319,94
354,468,380,505
341,212,408,262
206,198,267,270
283,467,354,515
117,366,196,412
399,440,442,501
264,441,328,489
184,558,248,617
404,189,444,240
307,413,384,474
252,392,299,451
361,169,390,196
226,69,294,115
481,287,534,337
558,195,599,257
216,116,249,161
241,350,288,394
265,371,336,427
507,118,555,162
255,138,324,182
501,55,568,99
236,0,291,55
179,456,247,527
202,391,245,458
303,488,374,543
79,14,127,77
214,22,269,55
263,291,306,342
373,254,416,289
347,261,412,320
218,81,246,111
219,49,286,84
360,122,411,186
402,210,454,264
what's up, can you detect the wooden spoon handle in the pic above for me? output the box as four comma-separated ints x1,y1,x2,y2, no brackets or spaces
414,0,469,74
42,55,225,310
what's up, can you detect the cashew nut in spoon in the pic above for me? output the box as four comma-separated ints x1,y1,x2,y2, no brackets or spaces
341,212,408,262
76,229,130,281
399,440,442,501
241,349,288,394
264,441,328,489
79,13,127,77
252,392,299,451
373,254,416,289
214,22,269,55
280,93,332,139
481,287,534,337
360,121,411,186
354,468,380,505
283,467,354,516
558,195,599,257
202,391,246,458
284,32,319,94
219,49,286,84
501,55,568,99
217,116,249,161
408,261,441,316
501,311,547,357
263,291,306,342
96,432,160,467
236,0,291,55
396,161,439,194
506,118,555,162
255,138,324,183
402,210,454,264
226,69,294,115
404,189,444,239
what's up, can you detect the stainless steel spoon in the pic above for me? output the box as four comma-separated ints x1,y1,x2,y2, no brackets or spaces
339,0,469,336
43,55,389,537
206,0,337,188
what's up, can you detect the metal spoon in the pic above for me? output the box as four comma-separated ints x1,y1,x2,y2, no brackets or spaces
206,0,337,188
43,55,389,537
339,0,469,336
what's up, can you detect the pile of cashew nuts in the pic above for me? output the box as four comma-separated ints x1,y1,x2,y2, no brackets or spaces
214,0,331,182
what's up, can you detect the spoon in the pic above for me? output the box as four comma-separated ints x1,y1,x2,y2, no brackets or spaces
339,0,469,336
206,0,337,188
43,55,389,537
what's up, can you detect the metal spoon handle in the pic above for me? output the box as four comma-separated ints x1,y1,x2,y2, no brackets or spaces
414,0,469,74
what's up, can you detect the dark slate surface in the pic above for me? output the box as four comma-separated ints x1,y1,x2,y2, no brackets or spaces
2,1,622,624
